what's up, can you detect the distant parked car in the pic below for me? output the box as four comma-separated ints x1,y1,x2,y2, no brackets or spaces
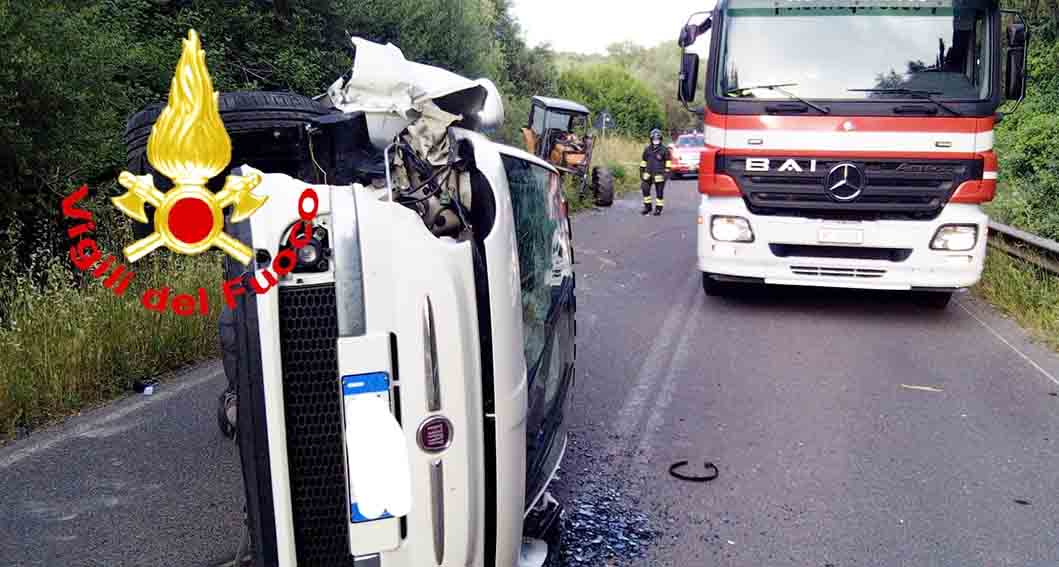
669,133,705,179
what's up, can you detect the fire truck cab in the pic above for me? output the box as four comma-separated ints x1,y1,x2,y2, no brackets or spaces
677,0,1028,307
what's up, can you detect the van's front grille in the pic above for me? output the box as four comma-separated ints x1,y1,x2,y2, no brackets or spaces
277,284,356,566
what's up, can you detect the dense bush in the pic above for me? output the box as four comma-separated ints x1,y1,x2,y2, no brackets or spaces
0,0,550,276
560,41,704,133
988,15,1059,241
557,65,666,137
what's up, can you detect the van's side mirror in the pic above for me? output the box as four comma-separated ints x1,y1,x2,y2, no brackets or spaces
678,53,700,103
1005,23,1028,101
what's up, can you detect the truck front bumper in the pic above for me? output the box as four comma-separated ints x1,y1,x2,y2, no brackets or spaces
697,196,989,291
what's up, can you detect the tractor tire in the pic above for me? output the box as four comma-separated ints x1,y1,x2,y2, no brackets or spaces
123,91,332,238
592,167,615,207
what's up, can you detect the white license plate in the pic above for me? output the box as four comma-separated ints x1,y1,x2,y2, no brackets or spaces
818,228,864,245
342,372,393,524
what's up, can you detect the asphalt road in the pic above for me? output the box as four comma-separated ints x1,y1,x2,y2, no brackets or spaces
3,180,1059,566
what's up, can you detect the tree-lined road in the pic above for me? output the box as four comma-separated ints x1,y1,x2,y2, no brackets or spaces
2,180,1058,566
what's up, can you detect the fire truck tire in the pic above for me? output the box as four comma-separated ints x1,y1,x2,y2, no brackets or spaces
122,91,331,239
592,167,614,207
914,290,953,309
702,272,730,296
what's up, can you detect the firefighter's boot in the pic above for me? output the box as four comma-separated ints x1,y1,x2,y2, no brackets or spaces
641,197,653,215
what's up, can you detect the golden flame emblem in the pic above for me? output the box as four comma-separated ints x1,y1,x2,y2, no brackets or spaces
113,30,266,265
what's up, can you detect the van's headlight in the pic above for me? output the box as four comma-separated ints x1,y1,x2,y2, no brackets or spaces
285,223,331,273
931,224,978,251
711,216,754,243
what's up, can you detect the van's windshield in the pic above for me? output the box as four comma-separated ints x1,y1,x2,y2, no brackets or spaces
719,3,992,101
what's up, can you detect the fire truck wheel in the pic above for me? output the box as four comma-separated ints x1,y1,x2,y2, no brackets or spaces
702,272,730,296
914,290,953,309
123,91,332,239
592,167,614,207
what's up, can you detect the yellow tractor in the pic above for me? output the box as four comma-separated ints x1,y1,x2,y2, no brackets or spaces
521,96,614,207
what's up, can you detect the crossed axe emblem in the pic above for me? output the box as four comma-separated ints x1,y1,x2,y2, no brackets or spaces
112,29,267,266
114,171,264,265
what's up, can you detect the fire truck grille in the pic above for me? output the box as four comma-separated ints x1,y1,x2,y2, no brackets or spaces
277,284,356,566
721,157,981,221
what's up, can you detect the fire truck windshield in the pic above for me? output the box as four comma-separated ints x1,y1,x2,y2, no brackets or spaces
718,4,992,102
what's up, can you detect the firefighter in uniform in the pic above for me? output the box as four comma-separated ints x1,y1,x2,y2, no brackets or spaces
640,128,672,216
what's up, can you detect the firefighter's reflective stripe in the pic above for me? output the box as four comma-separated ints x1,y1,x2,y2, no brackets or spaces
643,196,653,204
640,161,648,167
656,198,665,206
665,160,672,168
642,172,651,181
654,175,665,183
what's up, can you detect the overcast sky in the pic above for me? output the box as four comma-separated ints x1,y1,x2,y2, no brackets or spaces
511,1,714,54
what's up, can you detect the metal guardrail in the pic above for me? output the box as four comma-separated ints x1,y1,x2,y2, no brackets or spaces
988,221,1059,276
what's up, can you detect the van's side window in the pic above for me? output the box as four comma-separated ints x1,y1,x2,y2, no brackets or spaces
501,155,570,373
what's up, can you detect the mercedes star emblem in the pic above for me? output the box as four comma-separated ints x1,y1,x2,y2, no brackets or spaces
825,163,865,202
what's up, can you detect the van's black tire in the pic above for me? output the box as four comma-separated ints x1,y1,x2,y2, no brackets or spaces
124,91,329,156
592,167,614,207
123,91,331,239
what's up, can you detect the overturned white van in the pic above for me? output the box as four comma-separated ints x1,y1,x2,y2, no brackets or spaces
124,37,577,567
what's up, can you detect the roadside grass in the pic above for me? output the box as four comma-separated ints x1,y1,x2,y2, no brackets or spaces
974,248,1059,353
593,135,642,196
0,245,221,440
559,136,645,213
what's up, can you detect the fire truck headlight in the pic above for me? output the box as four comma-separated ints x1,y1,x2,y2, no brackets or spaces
711,216,755,243
931,225,978,251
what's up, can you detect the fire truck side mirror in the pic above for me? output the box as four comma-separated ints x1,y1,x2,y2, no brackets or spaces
1005,22,1028,102
678,18,711,48
679,53,700,103
1007,23,1027,48
678,25,697,48
1005,47,1026,101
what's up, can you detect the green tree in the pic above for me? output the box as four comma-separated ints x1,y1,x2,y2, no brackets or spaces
0,0,533,275
557,65,666,137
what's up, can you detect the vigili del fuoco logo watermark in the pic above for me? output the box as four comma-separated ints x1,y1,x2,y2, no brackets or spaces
60,30,318,316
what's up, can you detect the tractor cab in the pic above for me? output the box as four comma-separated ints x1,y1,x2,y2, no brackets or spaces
523,96,592,171
522,96,614,207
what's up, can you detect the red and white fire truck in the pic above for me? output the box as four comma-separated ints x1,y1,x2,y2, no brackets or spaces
677,0,1028,307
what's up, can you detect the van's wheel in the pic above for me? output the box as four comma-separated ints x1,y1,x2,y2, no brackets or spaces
702,273,729,296
914,291,953,310
592,167,614,207
123,91,331,238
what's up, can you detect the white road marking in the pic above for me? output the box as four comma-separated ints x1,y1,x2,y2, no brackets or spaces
957,300,1059,387
900,384,944,393
635,293,704,462
0,366,224,470
609,273,698,456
